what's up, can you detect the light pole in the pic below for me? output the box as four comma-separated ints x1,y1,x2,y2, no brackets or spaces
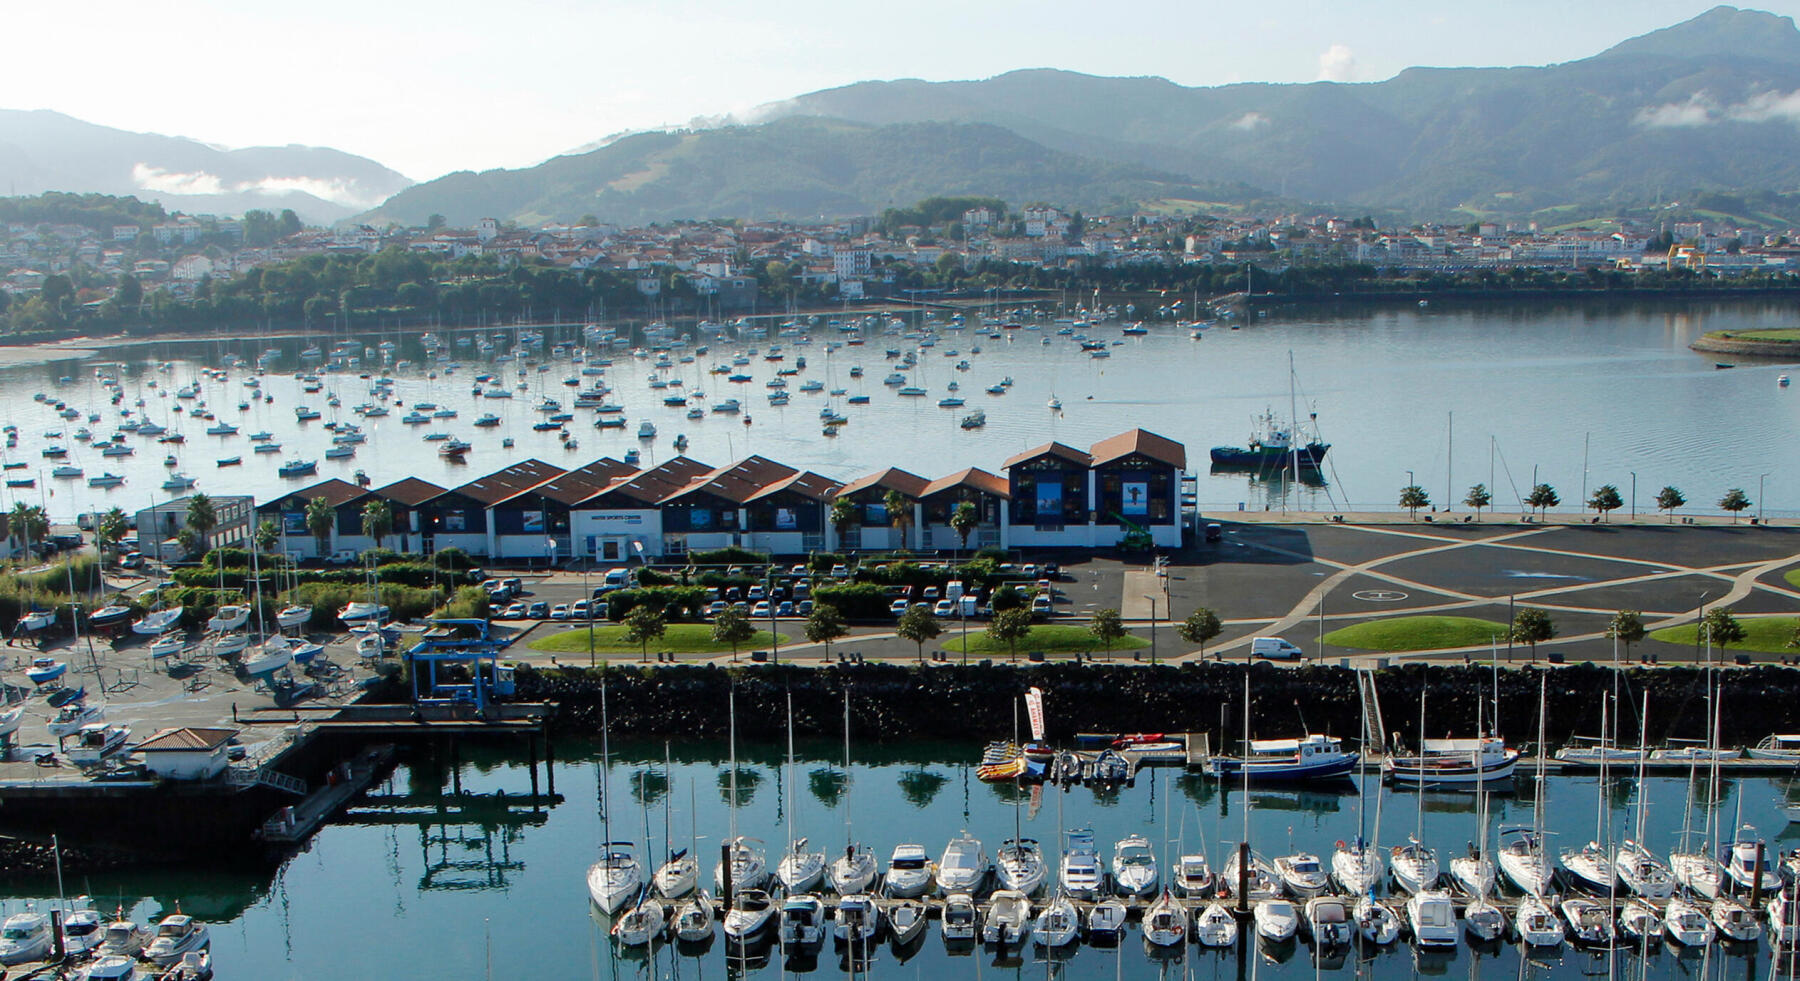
584,562,594,668
1144,595,1158,665
1630,472,1637,521
1760,472,1769,523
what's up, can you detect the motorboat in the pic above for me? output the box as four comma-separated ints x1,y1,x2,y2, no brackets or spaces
1497,828,1554,896
1055,828,1103,900
1272,850,1329,898
97,916,151,958
777,893,825,949
205,605,249,632
980,890,1030,945
1558,839,1616,894
883,843,933,898
1304,896,1352,948
1560,897,1611,946
1769,888,1800,946
0,705,20,740
1664,895,1714,945
1382,735,1518,787
940,893,979,943
48,700,104,737
1751,734,1800,761
131,607,184,636
1724,825,1782,894
1463,895,1506,942
1617,897,1663,943
721,889,775,942
886,898,928,946
240,637,294,677
1172,852,1215,898
1253,898,1299,942
336,601,389,626
1353,895,1400,945
1713,894,1762,942
586,841,643,914
671,893,715,943
1406,890,1458,947
1330,837,1382,896
1388,837,1439,893
714,836,769,895
1194,901,1240,947
27,657,68,684
1614,839,1675,900
1204,733,1357,782
995,837,1047,895
66,723,130,764
1086,897,1128,944
1111,833,1159,897
142,915,209,967
654,847,698,899
275,604,313,629
936,831,988,896
16,608,55,633
828,843,877,895
0,910,51,965
1031,893,1079,948
611,895,666,947
1221,848,1283,902
77,954,144,980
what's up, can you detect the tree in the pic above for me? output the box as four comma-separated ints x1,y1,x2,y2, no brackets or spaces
1525,483,1560,520
988,608,1033,663
884,488,913,550
1509,607,1556,659
7,501,46,551
1090,608,1127,658
950,501,979,557
1657,486,1687,523
174,527,200,559
1701,608,1745,657
1178,608,1224,660
186,493,217,554
711,604,755,662
804,603,848,661
254,518,280,554
115,273,142,308
1719,488,1752,523
1463,483,1493,520
97,507,129,554
1398,484,1430,519
361,499,393,551
829,497,857,549
991,584,1025,612
1588,484,1623,522
896,603,942,663
1608,610,1646,661
622,605,666,661
305,496,335,557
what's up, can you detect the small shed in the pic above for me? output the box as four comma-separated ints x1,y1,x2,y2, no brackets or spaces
135,726,238,780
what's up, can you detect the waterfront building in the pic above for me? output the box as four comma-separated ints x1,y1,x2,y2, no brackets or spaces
136,494,254,562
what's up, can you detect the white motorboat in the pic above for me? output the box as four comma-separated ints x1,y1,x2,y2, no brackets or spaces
936,831,988,896
275,604,313,629
1561,897,1611,946
714,836,769,895
205,605,249,632
586,841,643,915
995,837,1047,895
1331,837,1382,896
1614,839,1675,901
653,848,698,899
1171,852,1215,898
671,893,715,943
1058,828,1102,900
1354,895,1400,945
1086,897,1128,943
775,837,825,895
1617,898,1662,944
828,843,877,895
980,890,1031,945
1111,833,1159,897
1751,734,1800,761
97,916,151,958
611,895,666,947
1498,828,1554,896
777,893,825,949
142,915,209,967
1272,850,1329,898
1769,888,1800,946
1388,837,1439,893
1032,893,1079,948
1664,895,1714,945
77,954,144,980
1558,840,1616,894
48,701,104,737
1142,889,1188,946
336,601,389,625
1516,894,1563,946
1304,895,1352,948
941,893,979,942
1463,895,1506,942
1724,825,1782,894
1194,901,1240,947
61,903,106,957
887,898,928,946
1253,898,1299,943
884,842,934,898
131,607,183,636
1406,890,1458,947
1221,848,1283,902
0,910,51,965
722,889,775,942
66,723,130,764
1713,894,1762,942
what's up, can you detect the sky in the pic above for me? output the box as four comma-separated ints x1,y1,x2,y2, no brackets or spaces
13,0,1800,181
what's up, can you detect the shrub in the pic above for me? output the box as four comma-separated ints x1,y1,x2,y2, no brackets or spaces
807,551,844,573
436,585,492,620
604,586,710,622
689,546,769,566
813,583,890,619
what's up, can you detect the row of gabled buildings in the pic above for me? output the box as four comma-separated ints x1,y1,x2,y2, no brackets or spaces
230,429,1188,564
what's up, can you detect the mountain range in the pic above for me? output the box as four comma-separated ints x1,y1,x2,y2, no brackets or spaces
0,110,412,223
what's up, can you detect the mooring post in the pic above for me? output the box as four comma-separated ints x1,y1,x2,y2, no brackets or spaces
49,908,63,960
545,734,556,797
1755,840,1768,909
1237,840,1251,915
721,840,734,904
450,737,462,795
527,734,540,802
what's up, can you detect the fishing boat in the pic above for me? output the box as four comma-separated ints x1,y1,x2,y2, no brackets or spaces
87,472,125,488
278,459,317,477
1203,732,1357,782
66,723,130,763
1382,735,1517,787
1211,410,1329,469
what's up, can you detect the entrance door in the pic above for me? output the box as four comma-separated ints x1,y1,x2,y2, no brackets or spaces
601,538,622,561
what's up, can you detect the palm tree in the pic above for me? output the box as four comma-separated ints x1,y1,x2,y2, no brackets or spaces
186,493,217,555
97,507,129,554
829,497,856,551
305,496,335,557
361,499,393,552
950,500,978,558
7,501,45,553
884,488,912,551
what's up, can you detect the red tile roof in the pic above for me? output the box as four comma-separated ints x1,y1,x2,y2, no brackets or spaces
749,470,844,503
920,467,1010,500
136,726,238,752
505,457,639,507
371,477,446,507
586,457,712,506
1003,441,1092,470
664,455,798,505
266,478,365,510
1089,429,1187,469
836,467,930,499
454,459,567,506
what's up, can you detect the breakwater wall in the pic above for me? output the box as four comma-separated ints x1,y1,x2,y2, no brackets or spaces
511,661,1800,750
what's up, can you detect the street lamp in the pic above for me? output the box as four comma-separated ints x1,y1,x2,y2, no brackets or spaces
1144,595,1158,665
1630,472,1637,521
1760,472,1770,523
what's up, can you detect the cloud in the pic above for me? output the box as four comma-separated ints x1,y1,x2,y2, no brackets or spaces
1316,44,1358,83
1635,89,1800,128
1725,89,1800,124
132,164,379,207
1229,112,1269,131
131,164,224,196
1634,93,1718,128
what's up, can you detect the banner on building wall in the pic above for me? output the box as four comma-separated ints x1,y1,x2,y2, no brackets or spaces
775,507,797,530
865,502,888,525
522,512,545,532
1122,481,1149,516
1036,479,1063,516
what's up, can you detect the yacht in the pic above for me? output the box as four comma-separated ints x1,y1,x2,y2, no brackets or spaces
721,889,776,942
1111,833,1159,897
60,904,105,957
1221,848,1283,902
1272,850,1329,898
1561,896,1612,946
1497,828,1554,896
1463,895,1507,942
714,836,769,894
585,841,642,914
1515,894,1563,947
936,831,988,896
671,893,715,943
142,915,209,967
652,848,699,899
1713,894,1762,942
1332,837,1383,895
884,843,934,898
1617,897,1663,943
611,896,666,947
1172,852,1215,898
1664,894,1715,946
1389,836,1439,893
1725,825,1782,894
1614,839,1675,900
1406,890,1458,947
66,723,130,764
0,910,51,965
1558,839,1616,894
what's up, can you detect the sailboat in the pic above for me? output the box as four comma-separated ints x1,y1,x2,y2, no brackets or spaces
774,693,825,894
825,689,877,895
1672,652,1729,900
994,692,1048,895
1508,676,1563,947
1389,692,1439,894
585,681,642,914
651,748,697,899
1558,698,1617,894
714,688,769,896
1455,697,1505,942
1616,691,1675,901
1332,690,1383,894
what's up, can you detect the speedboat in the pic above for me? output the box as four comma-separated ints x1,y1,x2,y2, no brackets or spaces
721,889,775,942
27,657,68,684
1173,852,1216,898
1086,897,1128,943
1059,828,1102,900
142,915,209,967
777,893,825,949
205,605,249,632
995,837,1047,895
654,847,698,899
714,836,769,895
97,916,151,958
1195,901,1239,947
77,954,144,980
1713,894,1762,942
131,607,184,636
1517,894,1564,947
775,837,824,894
1614,839,1674,901
1111,833,1159,897
586,841,642,914
1331,837,1382,895
611,895,666,947
61,903,106,957
1272,850,1329,898
1725,825,1782,894
1561,897,1611,946
1463,895,1506,942
275,604,313,629
1406,890,1458,947
883,843,933,898
1559,839,1615,894
671,893,715,943
1353,895,1400,945
0,910,51,965
941,893,979,943
936,831,988,896
1304,896,1352,948
336,601,389,626
1751,734,1800,761
980,890,1030,945
1497,828,1553,896
1032,893,1079,948
1389,837,1439,894
1253,898,1299,942
1664,895,1714,945
1617,897,1662,943
828,843,877,895
48,700,104,737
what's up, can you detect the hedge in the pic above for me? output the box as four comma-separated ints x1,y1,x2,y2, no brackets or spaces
812,583,890,619
174,561,477,591
604,586,710,622
688,547,769,566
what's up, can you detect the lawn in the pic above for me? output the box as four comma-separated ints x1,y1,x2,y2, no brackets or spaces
1324,615,1508,652
1706,328,1800,342
527,623,788,655
1784,569,1800,590
943,624,1149,656
1649,617,1800,654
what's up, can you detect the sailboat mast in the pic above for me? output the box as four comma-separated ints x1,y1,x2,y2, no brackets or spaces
1635,692,1649,843
786,692,795,851
599,678,611,847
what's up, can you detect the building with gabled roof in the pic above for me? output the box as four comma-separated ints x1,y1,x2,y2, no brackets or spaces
833,467,932,550
568,457,712,562
490,458,638,560
744,470,843,555
918,467,1010,552
658,456,799,556
135,726,238,780
1005,429,1184,548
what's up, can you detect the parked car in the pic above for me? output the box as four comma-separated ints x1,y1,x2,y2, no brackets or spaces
571,600,590,619
705,600,728,616
550,604,570,620
933,599,954,617
503,602,527,619
327,548,360,566
777,600,795,617
889,599,910,616
830,564,849,578
1030,596,1053,615
120,551,145,569
527,600,549,619
747,584,767,601
797,600,814,616
751,601,771,618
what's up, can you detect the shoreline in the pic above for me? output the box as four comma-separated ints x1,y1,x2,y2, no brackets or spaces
1691,328,1800,359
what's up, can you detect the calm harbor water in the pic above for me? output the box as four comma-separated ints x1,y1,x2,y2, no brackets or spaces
3,736,1799,980
6,297,1800,521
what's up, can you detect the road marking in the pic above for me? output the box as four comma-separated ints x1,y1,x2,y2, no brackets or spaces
1352,589,1408,603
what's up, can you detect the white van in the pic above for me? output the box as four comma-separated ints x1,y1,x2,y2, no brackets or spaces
600,567,632,591
1251,637,1304,661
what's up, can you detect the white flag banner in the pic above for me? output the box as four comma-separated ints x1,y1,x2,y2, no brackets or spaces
1025,687,1046,743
